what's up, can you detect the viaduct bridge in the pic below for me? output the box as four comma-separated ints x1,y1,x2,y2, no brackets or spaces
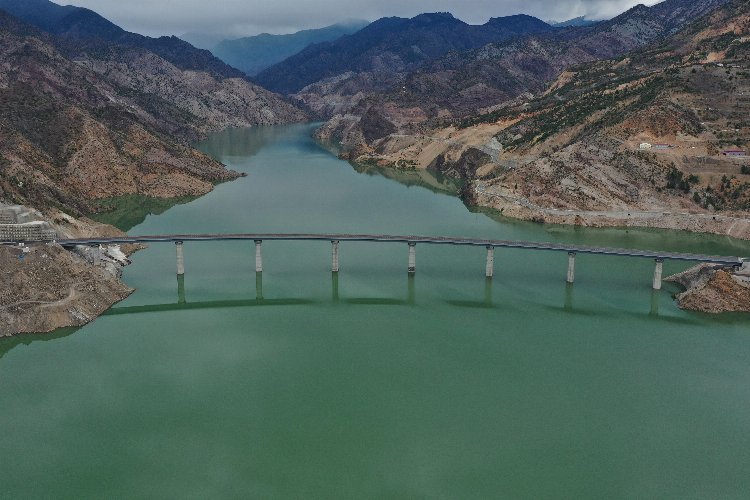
27,233,746,292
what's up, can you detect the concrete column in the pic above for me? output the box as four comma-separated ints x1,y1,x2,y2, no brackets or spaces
485,246,494,278
332,240,340,273
175,241,185,275
408,242,416,274
92,245,101,267
255,240,263,273
653,259,664,290
566,252,576,284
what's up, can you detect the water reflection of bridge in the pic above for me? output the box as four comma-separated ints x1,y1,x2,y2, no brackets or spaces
105,274,425,316
105,274,670,319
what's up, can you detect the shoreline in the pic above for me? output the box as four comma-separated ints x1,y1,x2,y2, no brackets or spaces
465,179,750,242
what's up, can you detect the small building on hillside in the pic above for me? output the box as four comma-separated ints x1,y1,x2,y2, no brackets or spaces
639,142,652,150
653,144,672,150
723,150,748,157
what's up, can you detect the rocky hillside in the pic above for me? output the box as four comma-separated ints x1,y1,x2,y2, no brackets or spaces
325,0,750,239
0,0,242,78
0,0,308,139
213,21,369,76
471,0,750,215
0,10,241,215
0,3,310,216
316,0,730,146
255,13,553,96
0,203,142,336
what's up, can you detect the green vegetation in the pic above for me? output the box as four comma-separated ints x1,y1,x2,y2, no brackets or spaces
666,167,699,193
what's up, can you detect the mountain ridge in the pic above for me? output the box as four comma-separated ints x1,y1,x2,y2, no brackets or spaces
255,13,554,95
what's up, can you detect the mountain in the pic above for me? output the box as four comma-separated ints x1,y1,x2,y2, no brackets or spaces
550,16,599,28
0,3,309,216
254,13,553,95
0,10,240,214
0,0,242,78
326,0,750,234
212,21,370,76
315,0,730,151
472,0,750,214
0,0,307,137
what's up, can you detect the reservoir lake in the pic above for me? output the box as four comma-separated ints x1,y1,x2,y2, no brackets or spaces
1,124,750,498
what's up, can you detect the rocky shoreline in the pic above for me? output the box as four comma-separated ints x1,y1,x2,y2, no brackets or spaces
666,263,750,313
0,205,143,337
470,184,750,242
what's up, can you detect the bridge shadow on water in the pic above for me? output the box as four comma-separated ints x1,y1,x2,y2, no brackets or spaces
102,273,679,320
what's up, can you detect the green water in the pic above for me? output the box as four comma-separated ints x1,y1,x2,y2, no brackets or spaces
2,124,750,499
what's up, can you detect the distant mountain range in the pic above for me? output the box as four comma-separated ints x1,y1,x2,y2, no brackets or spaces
210,21,370,76
254,13,554,95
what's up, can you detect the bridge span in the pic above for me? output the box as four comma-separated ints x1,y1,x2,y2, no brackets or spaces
4,232,746,290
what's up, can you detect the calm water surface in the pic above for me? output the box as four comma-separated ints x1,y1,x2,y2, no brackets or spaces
2,124,750,498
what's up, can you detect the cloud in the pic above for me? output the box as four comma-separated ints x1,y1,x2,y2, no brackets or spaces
51,0,663,37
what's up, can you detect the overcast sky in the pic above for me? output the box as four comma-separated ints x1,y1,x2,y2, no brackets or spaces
50,0,663,38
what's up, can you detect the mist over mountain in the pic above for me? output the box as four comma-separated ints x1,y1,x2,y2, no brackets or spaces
212,20,370,76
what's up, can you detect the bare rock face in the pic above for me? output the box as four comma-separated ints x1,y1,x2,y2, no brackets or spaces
666,264,750,313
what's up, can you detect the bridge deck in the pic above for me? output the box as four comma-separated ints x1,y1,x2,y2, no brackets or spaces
3,233,743,265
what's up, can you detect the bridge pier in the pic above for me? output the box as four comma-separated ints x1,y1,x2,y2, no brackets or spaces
485,246,494,278
566,252,576,284
91,244,101,267
255,240,263,273
332,240,340,273
653,259,664,290
408,242,416,274
408,274,416,304
175,242,184,275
